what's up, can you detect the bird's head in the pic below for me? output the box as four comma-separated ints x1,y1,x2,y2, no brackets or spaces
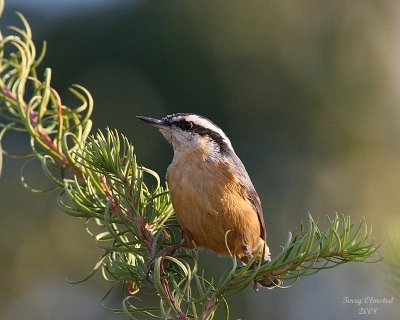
137,113,233,160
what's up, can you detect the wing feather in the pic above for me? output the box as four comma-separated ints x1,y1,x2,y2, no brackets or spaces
230,153,266,241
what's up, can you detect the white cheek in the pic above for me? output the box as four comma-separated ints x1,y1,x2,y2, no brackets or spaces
172,129,191,143
186,132,194,141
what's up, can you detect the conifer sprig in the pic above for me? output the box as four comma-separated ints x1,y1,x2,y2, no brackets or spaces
0,5,379,319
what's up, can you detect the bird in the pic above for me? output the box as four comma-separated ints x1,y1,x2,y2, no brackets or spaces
137,113,278,288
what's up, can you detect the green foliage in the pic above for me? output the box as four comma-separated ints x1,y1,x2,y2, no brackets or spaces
0,5,379,320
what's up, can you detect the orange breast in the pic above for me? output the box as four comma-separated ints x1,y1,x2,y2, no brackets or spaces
167,150,262,258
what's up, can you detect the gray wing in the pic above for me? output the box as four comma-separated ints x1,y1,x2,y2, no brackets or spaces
230,153,266,241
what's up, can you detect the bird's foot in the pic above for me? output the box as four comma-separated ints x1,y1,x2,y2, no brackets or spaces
157,243,183,257
241,245,253,263
253,280,261,292
182,229,197,249
239,245,274,291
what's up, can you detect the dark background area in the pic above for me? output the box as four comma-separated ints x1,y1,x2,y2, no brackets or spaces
1,1,399,319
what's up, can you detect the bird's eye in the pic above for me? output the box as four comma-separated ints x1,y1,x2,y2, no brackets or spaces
178,120,194,131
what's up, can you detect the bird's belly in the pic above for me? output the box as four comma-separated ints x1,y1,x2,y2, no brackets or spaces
167,161,261,256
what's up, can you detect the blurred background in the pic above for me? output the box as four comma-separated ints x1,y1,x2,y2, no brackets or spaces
1,0,399,319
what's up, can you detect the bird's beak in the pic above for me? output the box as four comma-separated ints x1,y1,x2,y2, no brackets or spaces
136,116,170,129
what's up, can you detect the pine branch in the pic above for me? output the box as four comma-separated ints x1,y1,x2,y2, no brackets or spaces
0,5,379,320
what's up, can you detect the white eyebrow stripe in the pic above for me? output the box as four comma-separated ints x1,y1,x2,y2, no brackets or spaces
185,114,233,148
185,114,226,136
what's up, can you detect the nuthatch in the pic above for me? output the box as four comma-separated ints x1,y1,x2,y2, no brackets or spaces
138,113,277,287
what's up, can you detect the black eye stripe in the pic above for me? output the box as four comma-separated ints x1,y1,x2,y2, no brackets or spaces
173,120,207,133
195,127,229,154
175,119,193,131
